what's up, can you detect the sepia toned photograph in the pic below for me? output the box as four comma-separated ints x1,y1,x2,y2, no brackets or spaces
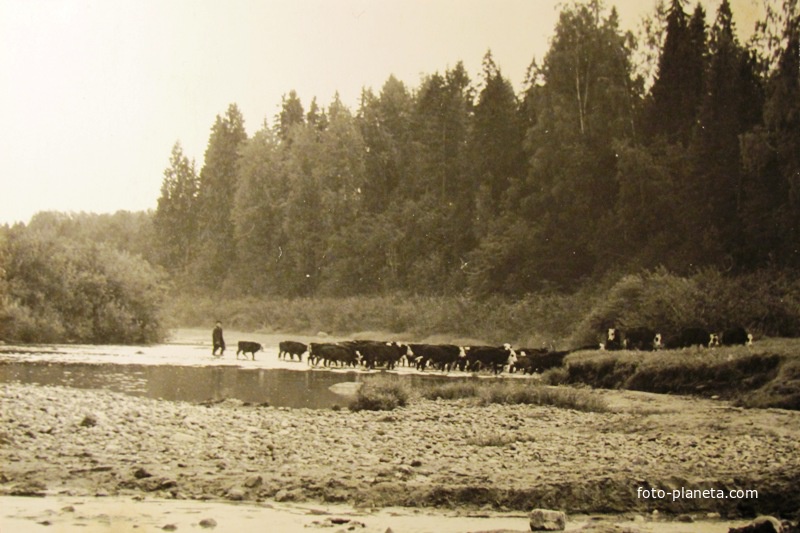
1,0,798,531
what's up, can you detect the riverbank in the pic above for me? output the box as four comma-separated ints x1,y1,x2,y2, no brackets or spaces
2,381,798,528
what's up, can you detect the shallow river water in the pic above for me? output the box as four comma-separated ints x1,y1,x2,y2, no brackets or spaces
0,361,465,409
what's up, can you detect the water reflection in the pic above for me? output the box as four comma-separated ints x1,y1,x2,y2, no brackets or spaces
0,362,465,409
0,362,359,409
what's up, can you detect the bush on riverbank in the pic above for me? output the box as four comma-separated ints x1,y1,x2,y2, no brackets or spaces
0,227,169,344
570,268,800,347
349,377,411,411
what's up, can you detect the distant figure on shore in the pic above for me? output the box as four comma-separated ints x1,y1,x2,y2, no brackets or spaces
212,321,225,356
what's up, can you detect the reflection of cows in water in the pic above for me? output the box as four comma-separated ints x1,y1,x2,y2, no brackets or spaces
279,341,307,361
236,341,262,360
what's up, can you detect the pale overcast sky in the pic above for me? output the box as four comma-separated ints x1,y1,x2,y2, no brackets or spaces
0,0,764,225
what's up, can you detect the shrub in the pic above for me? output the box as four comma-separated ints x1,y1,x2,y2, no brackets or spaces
541,366,569,385
419,381,481,401
476,381,609,413
0,227,169,344
349,376,411,411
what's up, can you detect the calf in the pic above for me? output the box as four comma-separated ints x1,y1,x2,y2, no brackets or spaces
279,340,307,361
236,341,262,360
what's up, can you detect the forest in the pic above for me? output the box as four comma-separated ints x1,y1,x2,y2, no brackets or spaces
0,0,798,344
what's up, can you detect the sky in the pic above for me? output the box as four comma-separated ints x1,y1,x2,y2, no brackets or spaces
0,0,765,226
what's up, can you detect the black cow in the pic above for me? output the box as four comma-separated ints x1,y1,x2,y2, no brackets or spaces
407,343,463,372
236,341,262,360
307,342,360,368
464,344,517,375
279,340,307,361
603,328,624,350
345,340,408,370
665,327,718,349
720,326,753,346
534,350,570,373
625,327,662,351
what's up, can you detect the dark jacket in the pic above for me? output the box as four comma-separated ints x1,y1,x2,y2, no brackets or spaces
212,326,225,347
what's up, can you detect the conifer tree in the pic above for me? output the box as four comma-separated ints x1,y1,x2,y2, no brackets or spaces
153,142,198,277
194,104,247,290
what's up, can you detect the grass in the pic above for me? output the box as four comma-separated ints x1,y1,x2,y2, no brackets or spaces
561,338,800,409
476,381,610,413
417,379,610,413
418,381,482,401
350,376,609,413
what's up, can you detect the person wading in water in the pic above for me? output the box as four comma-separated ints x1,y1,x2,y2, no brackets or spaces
212,321,225,357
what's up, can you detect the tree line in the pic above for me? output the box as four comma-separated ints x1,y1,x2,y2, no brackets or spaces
1,0,797,344
156,0,797,298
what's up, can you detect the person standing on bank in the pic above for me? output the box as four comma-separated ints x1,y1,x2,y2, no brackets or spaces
212,321,225,356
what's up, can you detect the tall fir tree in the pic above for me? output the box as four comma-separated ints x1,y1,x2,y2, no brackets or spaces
740,0,800,267
471,51,524,210
194,104,248,290
689,0,764,262
231,124,285,294
153,142,198,278
278,90,305,142
645,0,706,144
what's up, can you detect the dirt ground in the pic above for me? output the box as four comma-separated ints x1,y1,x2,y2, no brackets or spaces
0,330,798,532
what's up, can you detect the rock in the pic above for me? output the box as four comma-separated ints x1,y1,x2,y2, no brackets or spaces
226,488,245,501
162,525,177,531
10,481,46,497
133,467,153,479
729,516,784,533
244,475,262,488
139,477,177,492
80,415,97,427
677,514,694,523
530,509,566,531
199,518,217,528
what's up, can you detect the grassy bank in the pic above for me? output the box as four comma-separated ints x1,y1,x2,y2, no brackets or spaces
349,377,610,413
166,269,800,349
164,292,592,347
554,338,800,410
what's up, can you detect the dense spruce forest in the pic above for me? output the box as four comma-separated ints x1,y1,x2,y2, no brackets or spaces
1,0,798,344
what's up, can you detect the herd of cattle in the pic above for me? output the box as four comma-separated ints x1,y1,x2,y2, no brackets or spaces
231,324,754,375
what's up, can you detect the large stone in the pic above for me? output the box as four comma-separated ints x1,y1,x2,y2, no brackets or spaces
529,509,566,531
728,516,784,533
